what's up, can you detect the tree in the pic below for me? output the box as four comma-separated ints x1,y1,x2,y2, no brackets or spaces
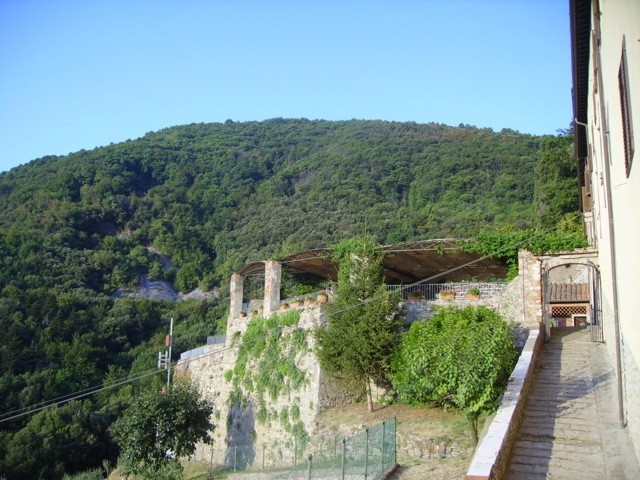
533,131,580,229
315,237,401,413
391,306,516,444
3,400,107,480
110,381,214,479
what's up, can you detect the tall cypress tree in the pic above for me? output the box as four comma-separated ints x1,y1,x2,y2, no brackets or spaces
315,237,401,413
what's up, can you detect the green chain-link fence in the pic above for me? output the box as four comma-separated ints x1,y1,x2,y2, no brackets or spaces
208,417,396,479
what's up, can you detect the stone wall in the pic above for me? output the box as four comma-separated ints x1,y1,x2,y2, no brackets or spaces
176,304,348,466
490,250,542,329
402,250,543,331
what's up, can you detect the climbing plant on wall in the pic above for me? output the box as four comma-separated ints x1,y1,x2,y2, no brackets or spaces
225,310,311,450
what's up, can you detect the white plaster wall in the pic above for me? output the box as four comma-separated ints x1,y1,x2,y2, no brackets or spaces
585,0,640,456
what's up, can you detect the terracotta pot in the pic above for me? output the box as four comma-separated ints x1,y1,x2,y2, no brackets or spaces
317,292,329,303
440,293,455,301
466,293,480,300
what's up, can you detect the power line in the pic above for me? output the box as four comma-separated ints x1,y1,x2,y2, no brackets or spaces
0,368,164,424
0,340,238,424
0,371,154,419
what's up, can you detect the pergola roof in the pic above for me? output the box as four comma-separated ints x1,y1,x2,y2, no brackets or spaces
236,239,508,284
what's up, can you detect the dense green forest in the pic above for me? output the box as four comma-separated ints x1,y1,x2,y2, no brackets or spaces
0,119,578,478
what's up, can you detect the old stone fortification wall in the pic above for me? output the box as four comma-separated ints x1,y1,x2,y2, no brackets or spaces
176,304,348,465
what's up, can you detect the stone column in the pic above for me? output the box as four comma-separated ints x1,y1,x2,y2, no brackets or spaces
263,260,282,317
230,273,244,319
518,250,542,328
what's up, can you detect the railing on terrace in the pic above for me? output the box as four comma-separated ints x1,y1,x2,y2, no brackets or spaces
206,417,396,480
207,335,226,345
179,336,227,360
387,282,506,301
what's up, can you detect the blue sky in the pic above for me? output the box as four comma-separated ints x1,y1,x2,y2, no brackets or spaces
0,0,572,173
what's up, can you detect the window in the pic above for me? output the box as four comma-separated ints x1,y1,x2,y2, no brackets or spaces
618,37,634,176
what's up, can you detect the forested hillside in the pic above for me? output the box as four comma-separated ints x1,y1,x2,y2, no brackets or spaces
0,120,544,292
0,119,575,478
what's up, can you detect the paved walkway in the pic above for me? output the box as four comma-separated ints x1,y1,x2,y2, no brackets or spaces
505,327,640,479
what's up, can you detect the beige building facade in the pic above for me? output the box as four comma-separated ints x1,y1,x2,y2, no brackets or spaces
571,0,640,456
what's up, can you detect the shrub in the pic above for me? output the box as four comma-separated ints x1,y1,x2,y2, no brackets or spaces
392,305,516,444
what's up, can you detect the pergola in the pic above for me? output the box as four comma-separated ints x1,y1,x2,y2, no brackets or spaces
236,239,508,285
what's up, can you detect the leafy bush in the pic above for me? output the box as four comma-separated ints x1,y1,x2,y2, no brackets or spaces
392,306,516,444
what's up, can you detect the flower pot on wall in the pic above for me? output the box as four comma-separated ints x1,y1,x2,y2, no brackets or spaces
317,292,329,304
466,293,480,300
440,293,456,301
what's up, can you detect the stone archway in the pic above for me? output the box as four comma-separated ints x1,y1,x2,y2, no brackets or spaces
541,258,602,343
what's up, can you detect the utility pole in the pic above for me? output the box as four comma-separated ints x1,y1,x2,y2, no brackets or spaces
157,317,174,390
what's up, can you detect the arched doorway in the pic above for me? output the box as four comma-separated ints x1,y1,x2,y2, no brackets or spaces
542,261,602,342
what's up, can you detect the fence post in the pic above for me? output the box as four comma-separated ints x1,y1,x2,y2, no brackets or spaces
233,445,237,472
307,453,313,480
381,421,386,477
393,417,397,465
341,438,346,480
364,428,369,479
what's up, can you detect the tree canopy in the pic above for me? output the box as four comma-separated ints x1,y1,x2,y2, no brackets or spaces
110,381,214,479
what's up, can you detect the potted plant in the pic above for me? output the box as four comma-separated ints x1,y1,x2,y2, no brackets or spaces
466,287,481,300
316,292,329,304
239,311,247,318
280,303,290,310
292,299,303,308
440,289,456,301
407,291,424,301
251,309,259,316
304,297,315,305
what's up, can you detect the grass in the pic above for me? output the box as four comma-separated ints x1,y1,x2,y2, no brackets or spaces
108,460,223,480
314,402,481,480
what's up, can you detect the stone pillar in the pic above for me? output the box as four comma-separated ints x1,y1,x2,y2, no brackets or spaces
518,250,543,328
263,260,282,317
230,273,244,319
